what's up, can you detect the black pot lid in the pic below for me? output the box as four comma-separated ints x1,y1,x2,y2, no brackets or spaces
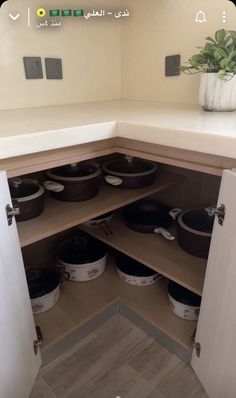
116,254,158,277
180,209,214,234
48,162,98,178
9,178,39,199
168,281,201,307
26,268,60,299
123,200,173,228
104,158,156,174
57,235,108,265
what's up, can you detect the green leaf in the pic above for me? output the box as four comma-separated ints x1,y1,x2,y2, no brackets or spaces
205,36,217,44
214,48,228,59
215,29,226,44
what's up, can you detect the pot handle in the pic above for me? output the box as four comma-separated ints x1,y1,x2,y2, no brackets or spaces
169,208,182,220
56,264,70,284
104,175,123,186
154,227,175,241
44,180,65,193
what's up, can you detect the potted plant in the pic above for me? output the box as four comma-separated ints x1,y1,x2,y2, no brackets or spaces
180,29,236,111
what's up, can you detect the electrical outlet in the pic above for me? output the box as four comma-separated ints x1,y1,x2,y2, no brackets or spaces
165,55,181,76
23,57,43,79
45,58,63,79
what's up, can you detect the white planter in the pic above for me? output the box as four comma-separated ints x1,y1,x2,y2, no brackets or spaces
199,73,236,112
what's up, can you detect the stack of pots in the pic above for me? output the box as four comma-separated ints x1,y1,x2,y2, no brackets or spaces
44,161,101,201
56,234,109,281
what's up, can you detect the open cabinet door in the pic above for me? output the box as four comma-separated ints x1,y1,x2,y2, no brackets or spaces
0,171,41,398
191,170,236,398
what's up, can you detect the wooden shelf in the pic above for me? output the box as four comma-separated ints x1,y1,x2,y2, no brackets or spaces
80,215,206,296
18,171,180,247
35,262,196,353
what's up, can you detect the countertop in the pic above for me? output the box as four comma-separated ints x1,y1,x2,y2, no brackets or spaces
1,100,236,160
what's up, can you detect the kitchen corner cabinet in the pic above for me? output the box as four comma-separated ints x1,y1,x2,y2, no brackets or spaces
1,140,236,398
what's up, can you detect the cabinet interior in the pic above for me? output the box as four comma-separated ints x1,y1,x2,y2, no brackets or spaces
17,154,221,364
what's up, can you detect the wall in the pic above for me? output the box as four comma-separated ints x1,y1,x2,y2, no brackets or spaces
0,0,122,110
122,0,236,105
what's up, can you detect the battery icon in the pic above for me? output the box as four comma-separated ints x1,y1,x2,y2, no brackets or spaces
73,9,84,17
61,9,72,17
50,9,60,17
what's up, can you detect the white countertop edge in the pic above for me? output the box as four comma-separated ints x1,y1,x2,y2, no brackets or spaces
117,123,236,159
0,122,117,159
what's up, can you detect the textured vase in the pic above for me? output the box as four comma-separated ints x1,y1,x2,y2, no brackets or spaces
199,73,236,112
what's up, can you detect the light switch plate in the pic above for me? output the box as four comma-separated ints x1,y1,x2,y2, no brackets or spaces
165,55,181,76
45,58,63,79
23,57,43,79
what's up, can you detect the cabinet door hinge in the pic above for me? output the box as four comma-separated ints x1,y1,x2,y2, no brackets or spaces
205,204,225,226
5,204,20,226
33,326,44,355
192,341,201,358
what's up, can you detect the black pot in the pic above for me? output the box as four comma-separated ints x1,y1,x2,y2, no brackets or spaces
9,178,45,222
45,161,101,202
102,156,157,189
176,208,215,259
123,199,180,240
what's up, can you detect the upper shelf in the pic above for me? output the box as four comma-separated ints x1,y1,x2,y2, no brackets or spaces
80,215,206,296
18,171,181,247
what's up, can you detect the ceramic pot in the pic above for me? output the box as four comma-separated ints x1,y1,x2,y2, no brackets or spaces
168,282,201,321
116,254,161,286
26,267,68,314
199,73,236,112
56,235,108,281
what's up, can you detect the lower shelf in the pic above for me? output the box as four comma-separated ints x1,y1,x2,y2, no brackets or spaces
35,261,196,359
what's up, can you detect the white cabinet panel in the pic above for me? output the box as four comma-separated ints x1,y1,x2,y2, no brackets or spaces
192,170,236,398
0,171,41,398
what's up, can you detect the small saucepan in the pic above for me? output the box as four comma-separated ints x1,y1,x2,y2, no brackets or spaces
9,177,45,222
123,199,181,240
176,207,215,259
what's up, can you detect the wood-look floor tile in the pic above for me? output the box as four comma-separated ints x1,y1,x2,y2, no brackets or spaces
33,316,207,398
157,361,208,398
129,340,181,386
30,377,56,398
66,365,163,398
41,333,96,373
42,315,151,397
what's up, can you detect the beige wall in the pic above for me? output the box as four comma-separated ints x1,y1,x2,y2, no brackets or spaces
0,0,122,110
122,0,236,105
1,0,236,110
